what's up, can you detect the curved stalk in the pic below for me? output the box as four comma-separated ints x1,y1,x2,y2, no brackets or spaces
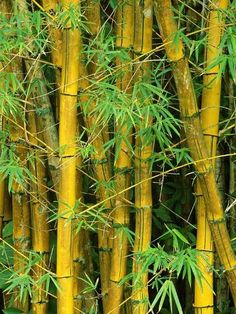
57,1,80,313
131,1,153,313
154,0,236,305
107,1,134,313
194,1,228,313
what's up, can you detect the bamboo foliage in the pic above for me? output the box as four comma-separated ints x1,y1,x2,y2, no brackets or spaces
154,0,236,305
194,1,228,313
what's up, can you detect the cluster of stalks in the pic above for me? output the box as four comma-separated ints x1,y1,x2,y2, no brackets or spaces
0,0,235,313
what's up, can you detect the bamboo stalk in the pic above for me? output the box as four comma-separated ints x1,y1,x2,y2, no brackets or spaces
194,1,228,312
10,111,30,313
72,154,84,313
14,0,60,194
27,109,50,314
78,59,113,313
0,0,9,239
57,1,80,313
154,0,236,304
228,77,236,237
107,1,134,313
215,147,229,311
77,6,113,306
131,1,153,313
42,0,62,122
3,36,31,311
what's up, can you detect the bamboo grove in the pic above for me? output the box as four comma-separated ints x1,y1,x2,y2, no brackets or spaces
0,0,235,313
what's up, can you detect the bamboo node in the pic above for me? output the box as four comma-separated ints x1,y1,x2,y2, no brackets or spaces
208,217,226,224
90,158,108,165
193,304,214,308
98,247,112,252
113,222,129,229
224,265,236,273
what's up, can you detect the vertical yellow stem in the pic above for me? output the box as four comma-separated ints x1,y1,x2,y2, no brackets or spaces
72,154,84,312
15,0,60,194
57,1,80,313
131,1,153,313
107,1,134,313
194,1,228,313
6,53,31,313
77,26,113,312
28,111,50,314
42,0,62,121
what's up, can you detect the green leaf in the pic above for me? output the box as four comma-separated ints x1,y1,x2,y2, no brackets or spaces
3,221,13,238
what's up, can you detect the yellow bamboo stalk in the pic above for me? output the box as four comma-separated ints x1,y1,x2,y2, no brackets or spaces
42,0,62,121
27,109,49,314
2,29,31,311
72,154,85,313
85,0,101,76
42,0,62,71
0,0,9,239
154,0,236,305
228,76,235,236
77,7,113,305
131,1,153,313
194,1,228,313
77,59,113,312
57,1,80,313
15,0,60,194
107,2,134,313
